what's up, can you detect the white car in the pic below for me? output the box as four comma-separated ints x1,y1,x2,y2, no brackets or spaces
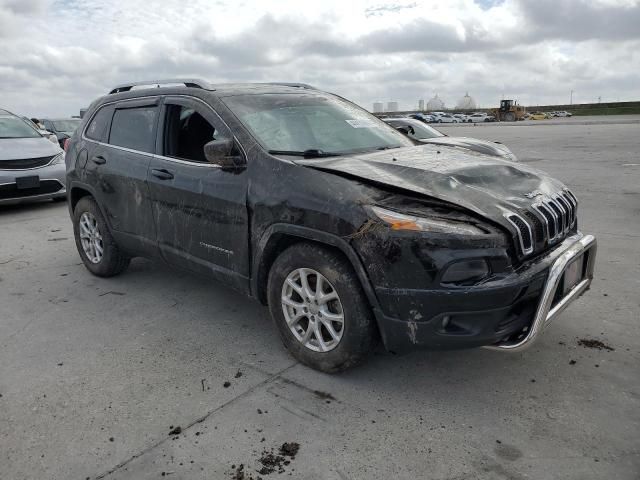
554,111,572,117
453,113,470,123
468,112,495,123
434,113,459,123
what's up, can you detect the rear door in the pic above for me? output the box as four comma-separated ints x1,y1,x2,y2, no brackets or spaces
147,95,250,290
82,98,159,255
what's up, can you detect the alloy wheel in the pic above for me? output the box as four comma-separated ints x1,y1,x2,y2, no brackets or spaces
79,212,103,264
281,268,345,352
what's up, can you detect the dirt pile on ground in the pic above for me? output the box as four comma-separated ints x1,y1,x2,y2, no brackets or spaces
229,441,300,477
578,338,614,351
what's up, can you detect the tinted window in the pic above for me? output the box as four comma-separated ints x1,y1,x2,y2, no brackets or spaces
85,106,114,142
163,105,220,162
109,107,157,153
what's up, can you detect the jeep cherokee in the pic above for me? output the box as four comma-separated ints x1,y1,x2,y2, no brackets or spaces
65,79,597,372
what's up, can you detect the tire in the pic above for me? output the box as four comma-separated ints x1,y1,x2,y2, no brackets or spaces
73,196,130,277
267,243,377,373
503,112,516,122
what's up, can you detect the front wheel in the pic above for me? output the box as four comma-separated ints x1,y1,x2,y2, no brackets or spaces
73,196,130,277
267,243,377,373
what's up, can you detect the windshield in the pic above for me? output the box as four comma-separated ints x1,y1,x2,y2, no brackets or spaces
0,116,41,139
223,93,413,155
387,119,444,140
52,119,81,132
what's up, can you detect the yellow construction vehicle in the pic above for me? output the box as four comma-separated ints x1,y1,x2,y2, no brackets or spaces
491,99,526,121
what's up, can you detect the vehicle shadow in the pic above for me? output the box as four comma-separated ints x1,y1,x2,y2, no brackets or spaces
0,198,66,216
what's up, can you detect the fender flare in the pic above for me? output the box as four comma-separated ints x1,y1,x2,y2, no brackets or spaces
251,223,383,315
68,181,114,231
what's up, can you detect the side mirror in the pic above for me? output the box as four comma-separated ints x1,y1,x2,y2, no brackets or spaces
203,139,244,168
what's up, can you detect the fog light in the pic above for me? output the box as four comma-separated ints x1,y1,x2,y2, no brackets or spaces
441,259,490,285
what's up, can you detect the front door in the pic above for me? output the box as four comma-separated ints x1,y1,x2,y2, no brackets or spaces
146,95,250,291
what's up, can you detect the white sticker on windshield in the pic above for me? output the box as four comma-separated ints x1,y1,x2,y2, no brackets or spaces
345,119,379,128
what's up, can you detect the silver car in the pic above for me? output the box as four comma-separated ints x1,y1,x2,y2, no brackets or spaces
0,108,66,205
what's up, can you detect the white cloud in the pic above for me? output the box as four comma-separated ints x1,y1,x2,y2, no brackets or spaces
0,0,638,116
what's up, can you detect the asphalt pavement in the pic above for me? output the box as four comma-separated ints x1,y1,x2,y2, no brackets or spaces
1,118,639,479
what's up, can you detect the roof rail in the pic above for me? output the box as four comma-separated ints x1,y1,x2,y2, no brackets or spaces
108,79,213,94
263,82,316,89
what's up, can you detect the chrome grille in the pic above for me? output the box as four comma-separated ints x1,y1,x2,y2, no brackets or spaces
505,213,534,255
508,189,578,256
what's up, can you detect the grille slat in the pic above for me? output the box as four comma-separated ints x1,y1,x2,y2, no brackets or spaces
510,188,579,257
505,213,533,255
0,156,54,170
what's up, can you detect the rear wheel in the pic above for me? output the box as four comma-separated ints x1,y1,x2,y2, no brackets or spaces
503,112,516,122
73,196,130,277
268,243,377,373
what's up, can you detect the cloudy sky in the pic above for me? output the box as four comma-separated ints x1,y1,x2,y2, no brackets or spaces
1,0,639,116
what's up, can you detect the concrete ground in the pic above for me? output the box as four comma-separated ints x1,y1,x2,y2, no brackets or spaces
1,120,639,480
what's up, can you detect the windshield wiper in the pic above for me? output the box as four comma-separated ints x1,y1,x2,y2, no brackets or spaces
268,149,342,159
376,145,402,151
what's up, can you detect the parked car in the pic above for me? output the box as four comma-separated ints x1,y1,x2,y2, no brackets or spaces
0,108,66,204
39,118,82,148
434,113,459,123
21,117,59,145
384,117,518,161
529,112,547,120
468,112,495,123
409,113,435,123
452,113,470,123
555,111,572,117
66,80,596,372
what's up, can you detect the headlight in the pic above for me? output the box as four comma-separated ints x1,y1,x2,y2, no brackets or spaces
51,152,65,165
371,206,485,235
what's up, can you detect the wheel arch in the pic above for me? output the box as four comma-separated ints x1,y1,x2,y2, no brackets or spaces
252,224,382,316
68,182,113,232
69,184,93,213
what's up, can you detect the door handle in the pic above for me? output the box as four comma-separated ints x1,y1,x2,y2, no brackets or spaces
91,155,106,165
151,168,174,180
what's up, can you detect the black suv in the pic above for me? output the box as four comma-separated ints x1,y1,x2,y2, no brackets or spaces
65,80,597,372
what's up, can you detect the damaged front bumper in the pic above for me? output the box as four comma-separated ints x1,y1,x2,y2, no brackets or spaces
372,232,597,354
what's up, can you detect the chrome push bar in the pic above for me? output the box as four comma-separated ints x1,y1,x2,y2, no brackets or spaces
486,233,597,352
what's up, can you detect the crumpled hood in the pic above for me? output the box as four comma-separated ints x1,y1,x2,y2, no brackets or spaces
421,136,513,158
298,144,565,230
0,137,62,161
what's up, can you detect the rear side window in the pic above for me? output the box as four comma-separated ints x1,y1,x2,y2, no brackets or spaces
85,105,114,142
109,107,157,153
